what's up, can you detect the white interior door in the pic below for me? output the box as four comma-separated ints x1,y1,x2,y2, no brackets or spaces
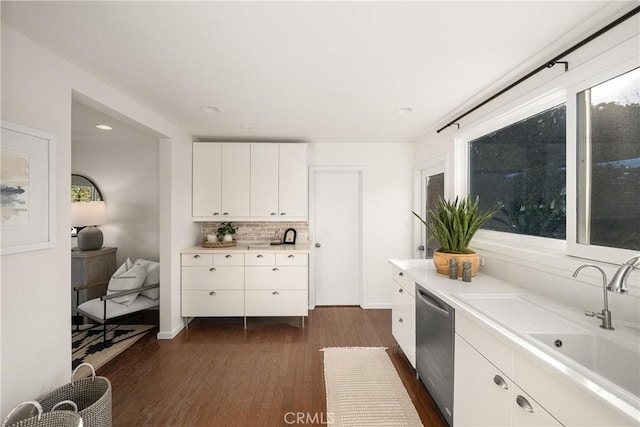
312,169,361,306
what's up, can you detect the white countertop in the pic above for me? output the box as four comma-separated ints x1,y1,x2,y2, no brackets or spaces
389,258,640,420
182,241,311,254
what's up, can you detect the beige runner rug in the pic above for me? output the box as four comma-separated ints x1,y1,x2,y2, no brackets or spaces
321,347,423,426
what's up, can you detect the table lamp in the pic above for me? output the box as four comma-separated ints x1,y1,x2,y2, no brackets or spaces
72,201,108,250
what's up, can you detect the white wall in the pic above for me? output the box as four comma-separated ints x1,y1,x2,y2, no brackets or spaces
412,8,640,324
1,25,198,417
72,132,160,265
309,143,414,308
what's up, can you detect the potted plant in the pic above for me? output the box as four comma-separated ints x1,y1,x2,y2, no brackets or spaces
412,195,502,277
217,222,237,242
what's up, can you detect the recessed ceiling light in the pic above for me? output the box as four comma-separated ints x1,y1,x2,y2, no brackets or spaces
95,124,113,130
200,105,220,113
395,107,414,115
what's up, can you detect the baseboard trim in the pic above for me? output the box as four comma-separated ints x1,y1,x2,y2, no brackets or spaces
363,303,392,309
157,321,184,340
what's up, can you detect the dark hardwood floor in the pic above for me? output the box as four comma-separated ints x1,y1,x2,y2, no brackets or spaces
98,307,447,427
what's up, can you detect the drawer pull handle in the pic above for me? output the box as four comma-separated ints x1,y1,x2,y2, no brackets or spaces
213,212,220,216
493,375,508,390
209,267,216,272
209,291,216,296
288,255,295,258
270,212,277,216
399,272,404,276
223,212,229,215
280,212,286,216
257,255,264,258
273,268,279,272
225,255,232,258
398,317,403,323
193,254,200,259
272,291,280,295
398,288,404,293
516,395,533,413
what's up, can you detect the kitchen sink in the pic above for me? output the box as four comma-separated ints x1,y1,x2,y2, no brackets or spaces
452,293,640,397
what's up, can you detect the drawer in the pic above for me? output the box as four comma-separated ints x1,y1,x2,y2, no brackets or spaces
181,266,244,290
245,266,308,290
391,266,415,296
213,253,244,266
182,253,213,267
392,280,416,368
276,253,308,266
245,253,276,266
456,311,514,378
245,290,308,316
182,290,244,317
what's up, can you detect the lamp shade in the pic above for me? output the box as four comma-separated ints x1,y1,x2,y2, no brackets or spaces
71,201,108,227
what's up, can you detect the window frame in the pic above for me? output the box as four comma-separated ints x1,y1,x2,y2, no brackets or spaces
566,57,640,264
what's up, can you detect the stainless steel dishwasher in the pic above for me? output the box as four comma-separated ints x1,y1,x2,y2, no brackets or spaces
416,283,455,427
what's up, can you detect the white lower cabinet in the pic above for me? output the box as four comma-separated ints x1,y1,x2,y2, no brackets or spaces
181,251,308,323
390,267,416,368
455,335,561,427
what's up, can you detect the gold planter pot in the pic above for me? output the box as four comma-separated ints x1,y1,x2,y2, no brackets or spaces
433,250,480,277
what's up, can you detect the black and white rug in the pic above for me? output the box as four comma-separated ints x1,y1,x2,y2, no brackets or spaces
72,324,155,370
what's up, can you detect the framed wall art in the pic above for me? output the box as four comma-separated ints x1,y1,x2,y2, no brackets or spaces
283,228,297,245
1,120,57,255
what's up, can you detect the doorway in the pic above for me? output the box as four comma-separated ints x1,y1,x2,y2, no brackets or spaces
310,168,362,306
414,156,448,259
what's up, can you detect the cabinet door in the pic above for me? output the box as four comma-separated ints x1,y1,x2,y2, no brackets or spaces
245,266,308,290
278,144,308,218
245,290,308,316
512,387,562,427
392,280,416,368
192,143,222,217
250,143,279,217
181,266,244,290
182,290,244,316
221,143,250,217
454,335,512,427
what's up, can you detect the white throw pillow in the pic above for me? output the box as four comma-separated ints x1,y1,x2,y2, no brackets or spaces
107,263,147,306
133,259,160,300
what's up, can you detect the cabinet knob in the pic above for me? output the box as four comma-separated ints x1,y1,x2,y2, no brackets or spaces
398,288,404,293
272,291,280,295
288,255,295,258
209,267,216,272
213,212,220,216
225,255,232,258
272,267,279,272
399,272,404,277
398,318,404,323
193,254,200,259
209,291,216,296
493,375,508,390
516,395,534,413
257,254,263,258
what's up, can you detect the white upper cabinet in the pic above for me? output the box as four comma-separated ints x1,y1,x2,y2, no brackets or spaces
192,142,250,219
194,142,308,221
221,144,250,217
278,144,308,219
192,142,222,217
249,143,308,220
250,143,279,217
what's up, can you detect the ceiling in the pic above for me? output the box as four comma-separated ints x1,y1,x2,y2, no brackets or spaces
2,1,633,143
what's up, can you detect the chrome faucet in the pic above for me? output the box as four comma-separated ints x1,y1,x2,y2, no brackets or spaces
607,254,640,294
573,264,614,330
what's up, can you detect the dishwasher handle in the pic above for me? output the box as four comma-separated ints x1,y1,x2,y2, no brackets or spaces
417,287,451,317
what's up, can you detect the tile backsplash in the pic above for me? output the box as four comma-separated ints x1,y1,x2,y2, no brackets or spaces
202,221,309,242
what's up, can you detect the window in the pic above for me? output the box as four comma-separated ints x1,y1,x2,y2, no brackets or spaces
576,67,640,252
468,104,567,239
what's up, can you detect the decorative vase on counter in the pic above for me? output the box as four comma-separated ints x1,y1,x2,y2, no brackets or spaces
207,233,218,243
433,250,480,277
223,234,233,242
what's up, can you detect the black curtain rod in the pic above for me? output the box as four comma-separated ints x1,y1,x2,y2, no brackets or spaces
436,5,640,134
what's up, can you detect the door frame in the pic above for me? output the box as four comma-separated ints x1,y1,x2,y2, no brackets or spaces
309,166,365,309
413,154,450,259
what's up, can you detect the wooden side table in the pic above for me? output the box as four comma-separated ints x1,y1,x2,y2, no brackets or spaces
71,247,117,319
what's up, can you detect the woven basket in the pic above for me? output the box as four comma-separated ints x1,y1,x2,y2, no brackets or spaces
201,240,237,248
2,401,82,427
37,363,111,427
